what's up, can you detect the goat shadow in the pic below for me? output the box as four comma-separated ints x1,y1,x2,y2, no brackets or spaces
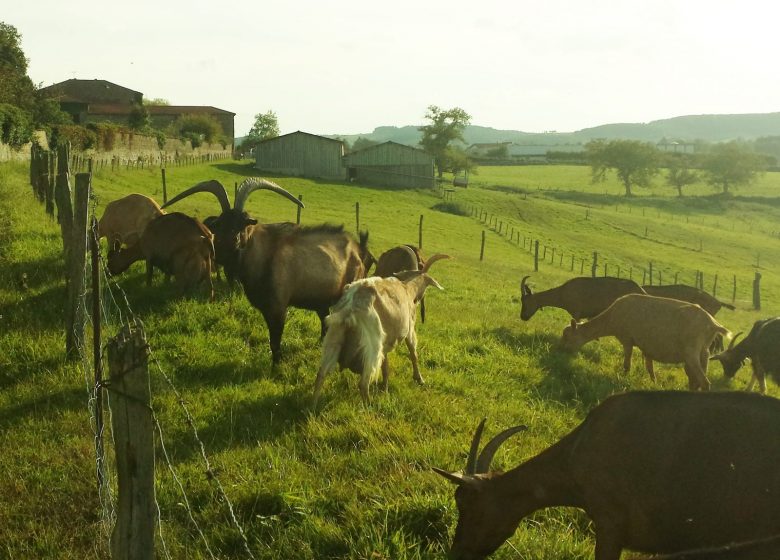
489,326,629,412
0,386,84,431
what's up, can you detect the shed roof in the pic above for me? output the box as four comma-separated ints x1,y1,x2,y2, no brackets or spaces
39,79,142,103
258,130,345,145
79,103,235,116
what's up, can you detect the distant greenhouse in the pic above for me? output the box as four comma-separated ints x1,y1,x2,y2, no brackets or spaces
254,131,346,180
342,142,434,188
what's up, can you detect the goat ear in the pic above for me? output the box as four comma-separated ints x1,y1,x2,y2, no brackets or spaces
111,239,121,252
432,467,477,486
424,274,443,291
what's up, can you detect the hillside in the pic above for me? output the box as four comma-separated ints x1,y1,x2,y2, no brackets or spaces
334,112,780,147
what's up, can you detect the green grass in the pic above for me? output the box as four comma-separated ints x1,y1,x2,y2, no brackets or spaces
1,160,778,559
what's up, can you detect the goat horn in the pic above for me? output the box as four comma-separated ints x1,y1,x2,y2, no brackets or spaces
421,253,451,274
162,179,231,213
521,275,532,295
465,418,487,475
234,178,304,211
475,425,528,474
728,332,743,350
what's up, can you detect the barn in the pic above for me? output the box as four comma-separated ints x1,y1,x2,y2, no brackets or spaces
254,131,346,180
342,142,435,188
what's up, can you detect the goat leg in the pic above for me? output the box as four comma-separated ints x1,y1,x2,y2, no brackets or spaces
406,336,424,385
621,342,633,374
644,354,656,382
380,358,390,391
260,306,287,365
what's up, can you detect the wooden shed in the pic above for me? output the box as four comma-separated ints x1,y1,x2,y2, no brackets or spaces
254,131,346,180
342,142,435,188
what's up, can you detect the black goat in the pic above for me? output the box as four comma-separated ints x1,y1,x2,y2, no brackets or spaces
711,317,780,393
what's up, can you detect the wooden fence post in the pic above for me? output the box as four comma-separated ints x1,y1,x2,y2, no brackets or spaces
534,240,539,272
648,262,654,286
713,274,718,298
753,272,762,310
480,231,486,261
66,172,91,360
161,168,167,204
591,252,598,278
570,255,575,272
355,202,360,232
296,194,303,224
90,217,105,491
419,214,424,249
732,275,737,304
47,150,56,216
108,320,155,560
55,142,74,259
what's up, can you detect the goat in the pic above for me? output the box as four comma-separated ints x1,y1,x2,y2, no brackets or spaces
162,178,304,283
642,284,736,316
107,212,215,300
520,276,645,321
97,193,165,247
643,284,735,354
374,244,444,322
560,294,729,390
434,391,780,560
710,317,780,393
163,179,374,364
312,254,449,404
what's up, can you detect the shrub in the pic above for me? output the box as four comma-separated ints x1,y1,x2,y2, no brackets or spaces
168,113,224,146
0,103,33,149
49,124,98,151
86,122,121,151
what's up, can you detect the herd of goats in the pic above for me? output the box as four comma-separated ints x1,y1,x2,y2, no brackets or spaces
96,177,780,560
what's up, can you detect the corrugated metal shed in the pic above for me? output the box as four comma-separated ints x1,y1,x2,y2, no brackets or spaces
254,131,346,180
342,142,435,188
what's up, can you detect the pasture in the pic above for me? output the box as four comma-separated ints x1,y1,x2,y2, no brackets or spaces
1,160,778,559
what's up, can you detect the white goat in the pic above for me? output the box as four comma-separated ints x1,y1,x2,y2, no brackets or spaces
312,255,448,404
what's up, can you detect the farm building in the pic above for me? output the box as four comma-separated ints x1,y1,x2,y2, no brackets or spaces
254,131,346,180
342,142,435,188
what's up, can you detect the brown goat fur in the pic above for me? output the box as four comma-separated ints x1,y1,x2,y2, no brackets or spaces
435,391,780,560
642,284,735,316
107,212,214,300
520,276,645,321
560,294,729,390
239,223,368,364
98,193,164,247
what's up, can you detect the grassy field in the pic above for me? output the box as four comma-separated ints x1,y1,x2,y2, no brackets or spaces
1,160,778,559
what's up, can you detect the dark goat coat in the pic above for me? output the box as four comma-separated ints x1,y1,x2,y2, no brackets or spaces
642,284,735,316
520,276,645,321
713,317,780,390
439,391,780,560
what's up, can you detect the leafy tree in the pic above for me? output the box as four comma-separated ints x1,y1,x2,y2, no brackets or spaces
419,105,471,177
143,97,170,106
485,144,509,159
168,113,224,147
443,146,476,176
701,141,764,194
248,110,280,141
0,103,33,148
351,136,378,152
0,22,35,113
127,103,150,131
586,139,660,196
665,154,699,197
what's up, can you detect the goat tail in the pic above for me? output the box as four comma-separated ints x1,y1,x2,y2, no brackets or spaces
324,285,385,382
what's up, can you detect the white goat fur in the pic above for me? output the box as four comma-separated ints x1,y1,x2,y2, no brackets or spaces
313,273,442,404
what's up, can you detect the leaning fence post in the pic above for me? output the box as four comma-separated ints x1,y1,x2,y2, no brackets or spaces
108,320,155,560
753,272,762,310
66,172,91,360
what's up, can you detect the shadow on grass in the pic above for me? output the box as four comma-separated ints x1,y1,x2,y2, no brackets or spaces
0,386,84,430
489,326,627,411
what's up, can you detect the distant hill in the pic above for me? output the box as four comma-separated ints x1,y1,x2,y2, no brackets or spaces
332,112,780,148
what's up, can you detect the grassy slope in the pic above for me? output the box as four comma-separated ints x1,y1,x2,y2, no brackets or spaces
0,160,777,559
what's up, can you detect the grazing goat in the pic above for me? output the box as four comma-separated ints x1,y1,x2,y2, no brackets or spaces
520,276,645,321
97,193,165,247
434,391,780,560
374,244,447,322
642,284,736,316
312,254,449,404
560,294,729,390
162,178,303,283
107,212,215,300
711,317,780,393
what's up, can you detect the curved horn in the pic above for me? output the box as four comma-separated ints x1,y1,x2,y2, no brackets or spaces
728,332,743,350
162,179,230,213
421,253,452,274
521,275,531,295
234,178,305,211
465,418,487,476
475,425,528,474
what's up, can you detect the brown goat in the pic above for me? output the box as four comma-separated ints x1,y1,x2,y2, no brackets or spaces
560,294,729,390
98,193,165,247
520,276,645,321
641,284,736,316
435,391,780,560
374,245,446,322
107,212,215,300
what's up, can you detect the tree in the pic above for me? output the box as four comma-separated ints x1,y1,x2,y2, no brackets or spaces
586,139,660,196
0,22,35,113
127,103,150,131
701,141,763,194
351,137,378,152
665,154,699,197
419,105,471,178
248,110,280,141
169,113,224,148
143,97,170,106
443,146,477,176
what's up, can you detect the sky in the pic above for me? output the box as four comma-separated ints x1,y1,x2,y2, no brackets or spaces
8,0,780,138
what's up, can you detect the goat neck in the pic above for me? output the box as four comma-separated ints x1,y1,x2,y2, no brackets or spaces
561,314,613,351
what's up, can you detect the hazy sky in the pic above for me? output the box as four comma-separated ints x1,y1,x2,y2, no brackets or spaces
9,0,779,137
